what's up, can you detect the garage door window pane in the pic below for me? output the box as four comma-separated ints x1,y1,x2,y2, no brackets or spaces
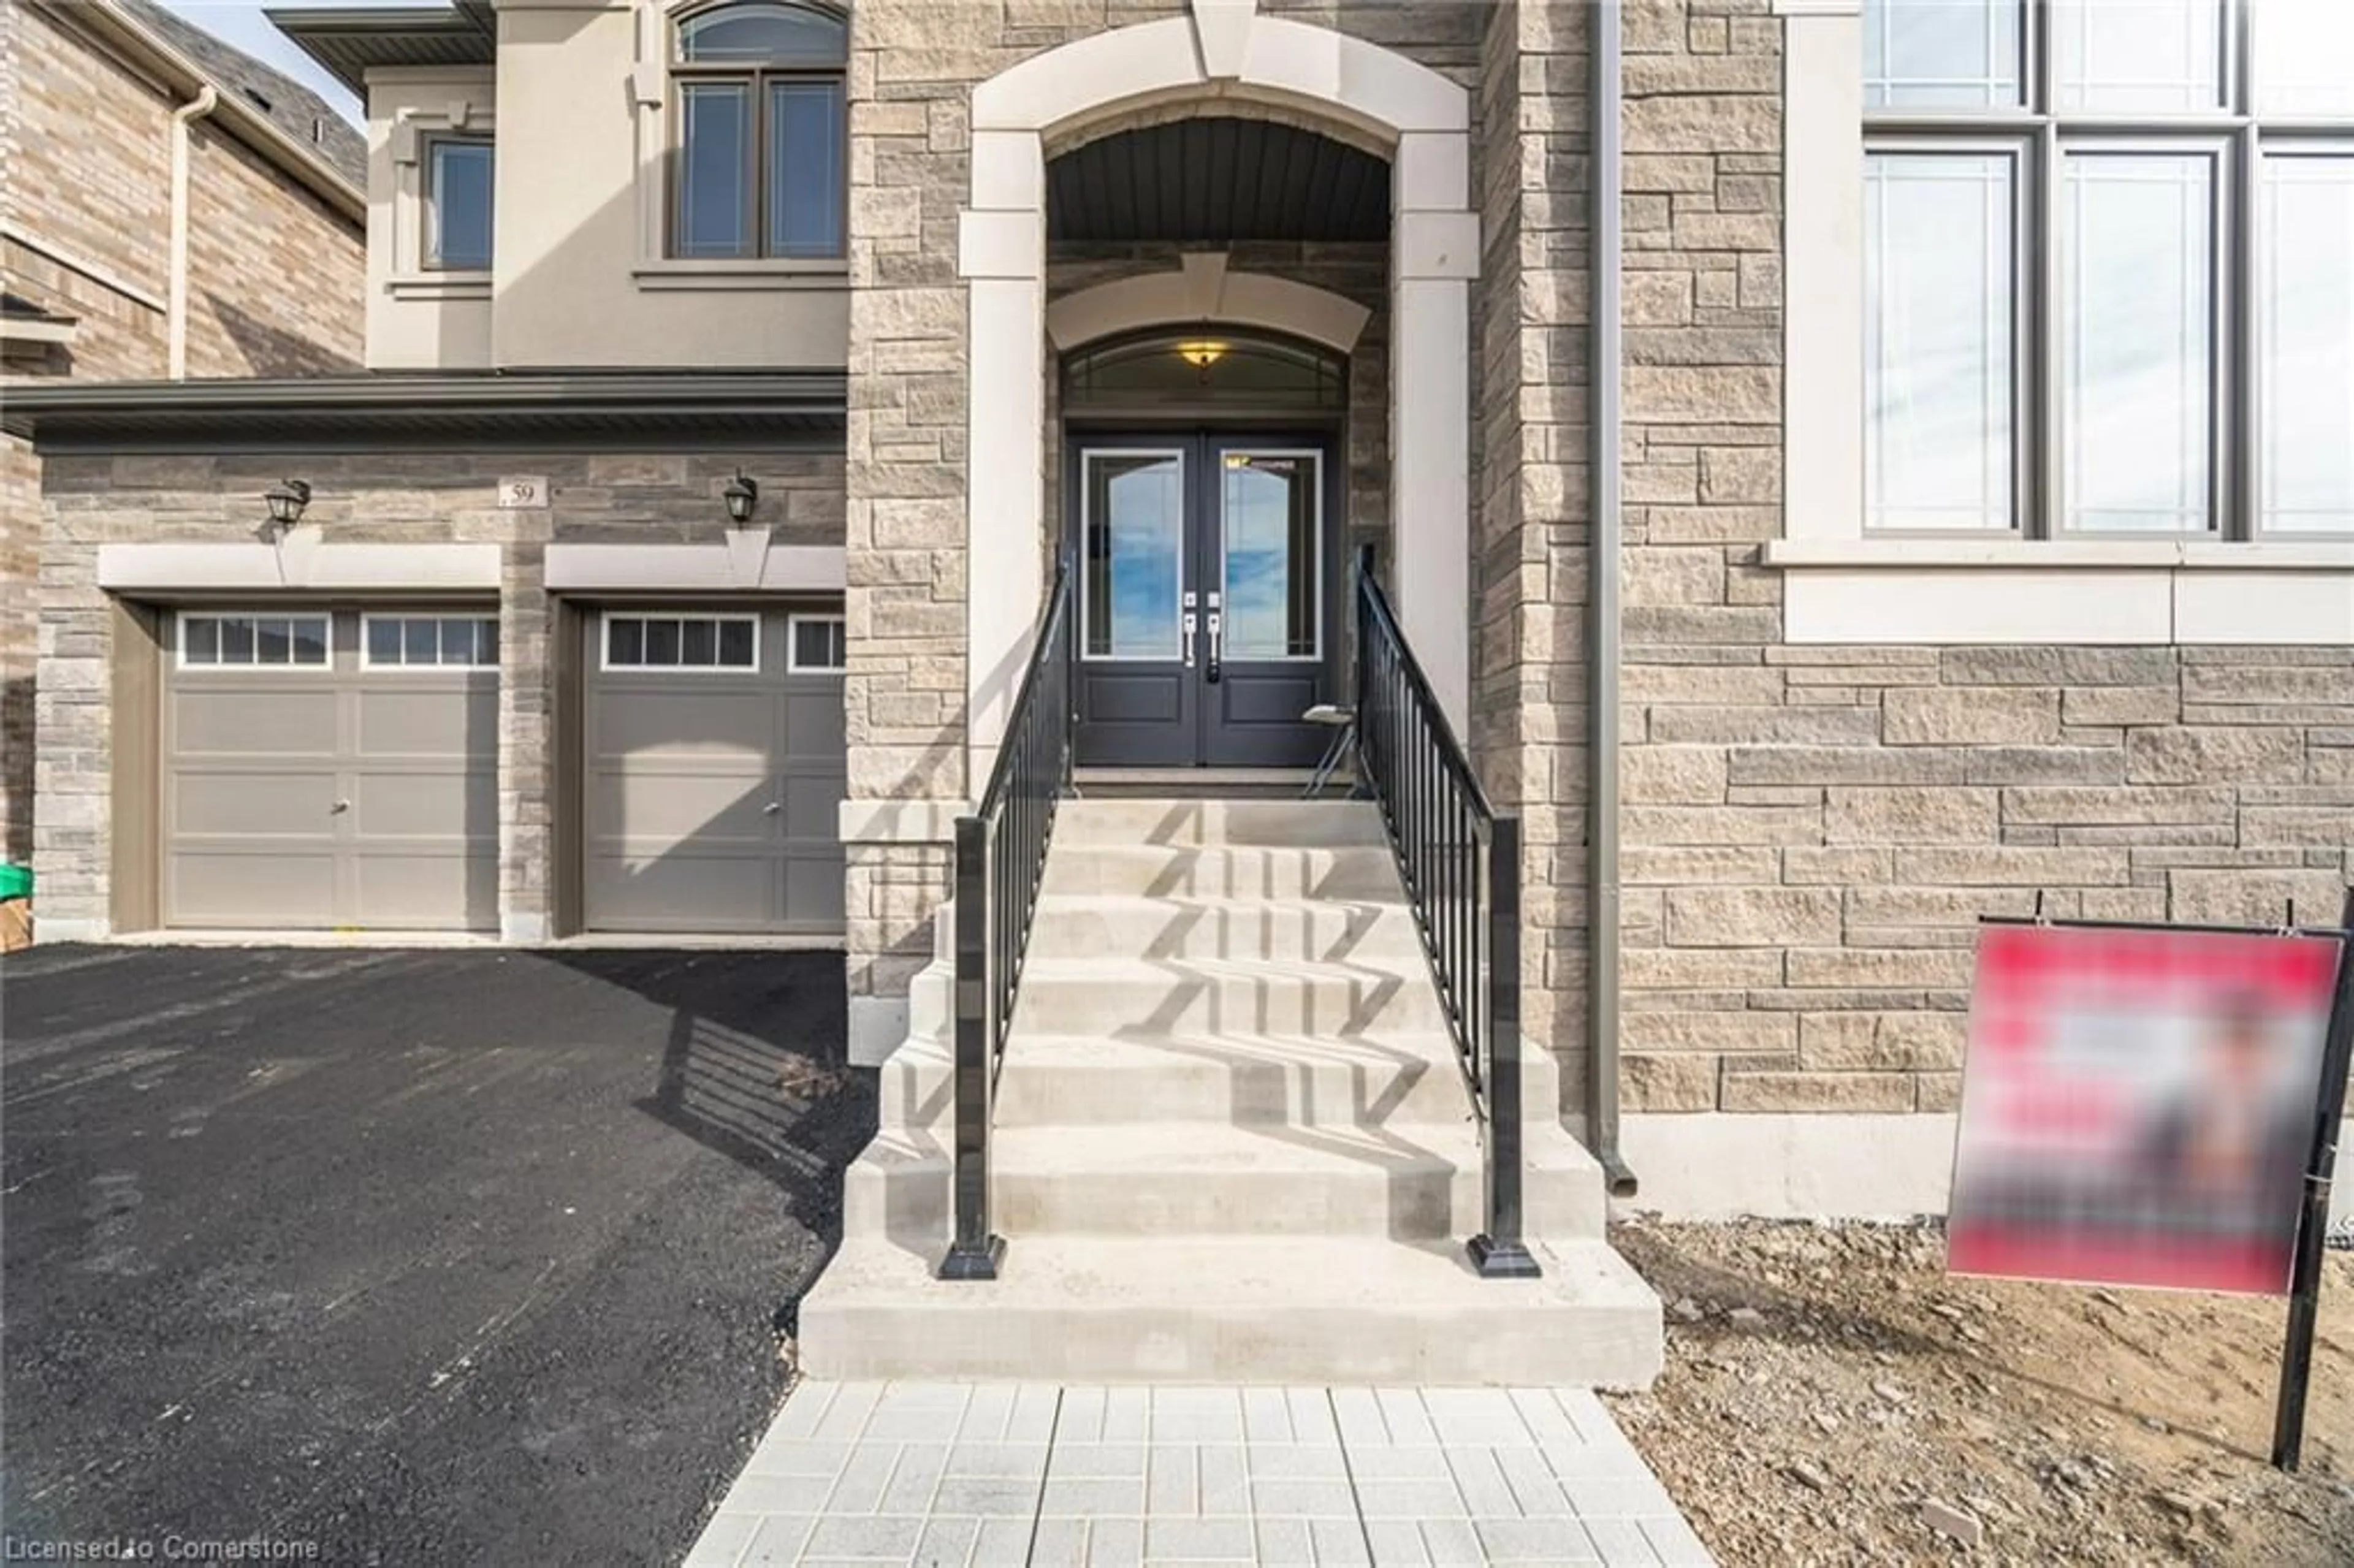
609,618,646,665
646,620,682,664
719,618,755,667
184,617,219,664
682,618,717,666
221,617,254,663
790,615,845,671
290,618,329,664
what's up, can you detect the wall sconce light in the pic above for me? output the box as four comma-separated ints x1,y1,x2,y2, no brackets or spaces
723,470,760,527
264,478,312,533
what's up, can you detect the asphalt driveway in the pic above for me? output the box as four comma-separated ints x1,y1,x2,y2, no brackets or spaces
0,943,874,1566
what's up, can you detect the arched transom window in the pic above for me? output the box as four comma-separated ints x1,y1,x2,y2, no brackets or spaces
669,1,847,261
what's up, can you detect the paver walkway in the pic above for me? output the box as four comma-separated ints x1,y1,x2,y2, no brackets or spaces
685,1383,1712,1567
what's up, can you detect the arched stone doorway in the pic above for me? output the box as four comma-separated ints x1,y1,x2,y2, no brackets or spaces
956,0,1477,777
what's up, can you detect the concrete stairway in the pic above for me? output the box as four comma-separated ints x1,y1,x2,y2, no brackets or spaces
798,799,1661,1386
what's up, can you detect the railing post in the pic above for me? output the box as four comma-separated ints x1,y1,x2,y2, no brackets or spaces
1469,813,1540,1279
939,812,1006,1281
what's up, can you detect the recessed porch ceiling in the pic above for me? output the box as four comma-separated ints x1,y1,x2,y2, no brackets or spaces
1046,116,1391,245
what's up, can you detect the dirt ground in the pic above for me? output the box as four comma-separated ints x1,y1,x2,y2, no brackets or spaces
1602,1220,2354,1566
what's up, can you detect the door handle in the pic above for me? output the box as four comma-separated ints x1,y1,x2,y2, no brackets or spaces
763,801,783,815
1205,611,1222,685
331,799,351,815
1182,611,1197,669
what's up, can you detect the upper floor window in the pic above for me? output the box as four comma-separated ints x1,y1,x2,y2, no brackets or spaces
669,1,847,261
1862,0,2354,539
425,135,495,271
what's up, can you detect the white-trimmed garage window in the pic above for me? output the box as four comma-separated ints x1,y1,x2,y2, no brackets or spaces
787,612,845,672
1861,0,2354,539
364,615,500,669
604,612,758,670
180,612,329,669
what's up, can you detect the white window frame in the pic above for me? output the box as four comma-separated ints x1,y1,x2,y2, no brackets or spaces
785,612,847,673
1078,447,1189,664
359,613,501,671
176,611,333,672
1217,447,1326,663
599,610,761,672
1770,0,2354,644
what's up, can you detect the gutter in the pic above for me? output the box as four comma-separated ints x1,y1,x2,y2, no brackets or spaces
167,84,220,379
1586,2,1636,1198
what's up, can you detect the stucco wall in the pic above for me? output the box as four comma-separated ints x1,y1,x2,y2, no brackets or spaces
486,0,848,370
363,69,497,370
32,450,845,934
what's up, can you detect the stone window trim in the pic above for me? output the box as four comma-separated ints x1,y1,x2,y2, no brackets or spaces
1773,0,2354,644
627,0,851,286
389,102,493,297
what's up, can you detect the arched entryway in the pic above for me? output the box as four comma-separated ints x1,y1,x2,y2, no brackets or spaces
956,0,1477,781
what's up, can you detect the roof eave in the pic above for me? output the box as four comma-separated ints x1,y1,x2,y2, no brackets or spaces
266,7,497,99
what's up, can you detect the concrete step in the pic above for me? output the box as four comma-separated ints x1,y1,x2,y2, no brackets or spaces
1040,845,1404,901
1053,797,1388,848
797,1233,1663,1387
988,1119,1605,1241
1010,956,1446,1037
841,1117,1604,1256
1027,894,1425,962
880,1027,1474,1132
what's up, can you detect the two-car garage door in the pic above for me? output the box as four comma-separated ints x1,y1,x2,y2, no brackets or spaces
158,603,847,936
164,608,498,929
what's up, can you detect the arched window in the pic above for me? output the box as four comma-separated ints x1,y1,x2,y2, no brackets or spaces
669,1,847,261
1061,331,1349,413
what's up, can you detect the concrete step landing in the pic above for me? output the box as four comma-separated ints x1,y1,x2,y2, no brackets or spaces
802,797,1661,1388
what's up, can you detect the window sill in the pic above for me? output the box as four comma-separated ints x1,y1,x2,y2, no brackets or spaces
1761,538,2354,646
633,259,849,292
386,273,492,302
1762,538,2354,571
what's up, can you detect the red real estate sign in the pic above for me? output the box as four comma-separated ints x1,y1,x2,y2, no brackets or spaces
1949,922,2341,1295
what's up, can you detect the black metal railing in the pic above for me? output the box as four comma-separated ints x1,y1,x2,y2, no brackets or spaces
1352,544,1537,1278
939,558,1076,1281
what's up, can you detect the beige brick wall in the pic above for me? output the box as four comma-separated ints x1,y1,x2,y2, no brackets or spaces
1612,1,2354,1117
1,1,365,877
32,451,844,931
183,120,363,377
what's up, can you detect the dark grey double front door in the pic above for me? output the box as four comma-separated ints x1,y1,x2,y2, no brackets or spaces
1071,432,1337,769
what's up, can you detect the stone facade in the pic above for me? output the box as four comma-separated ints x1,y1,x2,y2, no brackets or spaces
1473,0,1594,1119
839,0,1483,1022
2,0,365,872
1610,0,2354,1120
32,451,844,932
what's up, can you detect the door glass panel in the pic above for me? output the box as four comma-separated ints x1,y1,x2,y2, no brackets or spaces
1221,451,1319,660
1081,451,1183,660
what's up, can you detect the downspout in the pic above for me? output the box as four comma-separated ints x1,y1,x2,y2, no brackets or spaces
1586,2,1636,1196
167,85,219,379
